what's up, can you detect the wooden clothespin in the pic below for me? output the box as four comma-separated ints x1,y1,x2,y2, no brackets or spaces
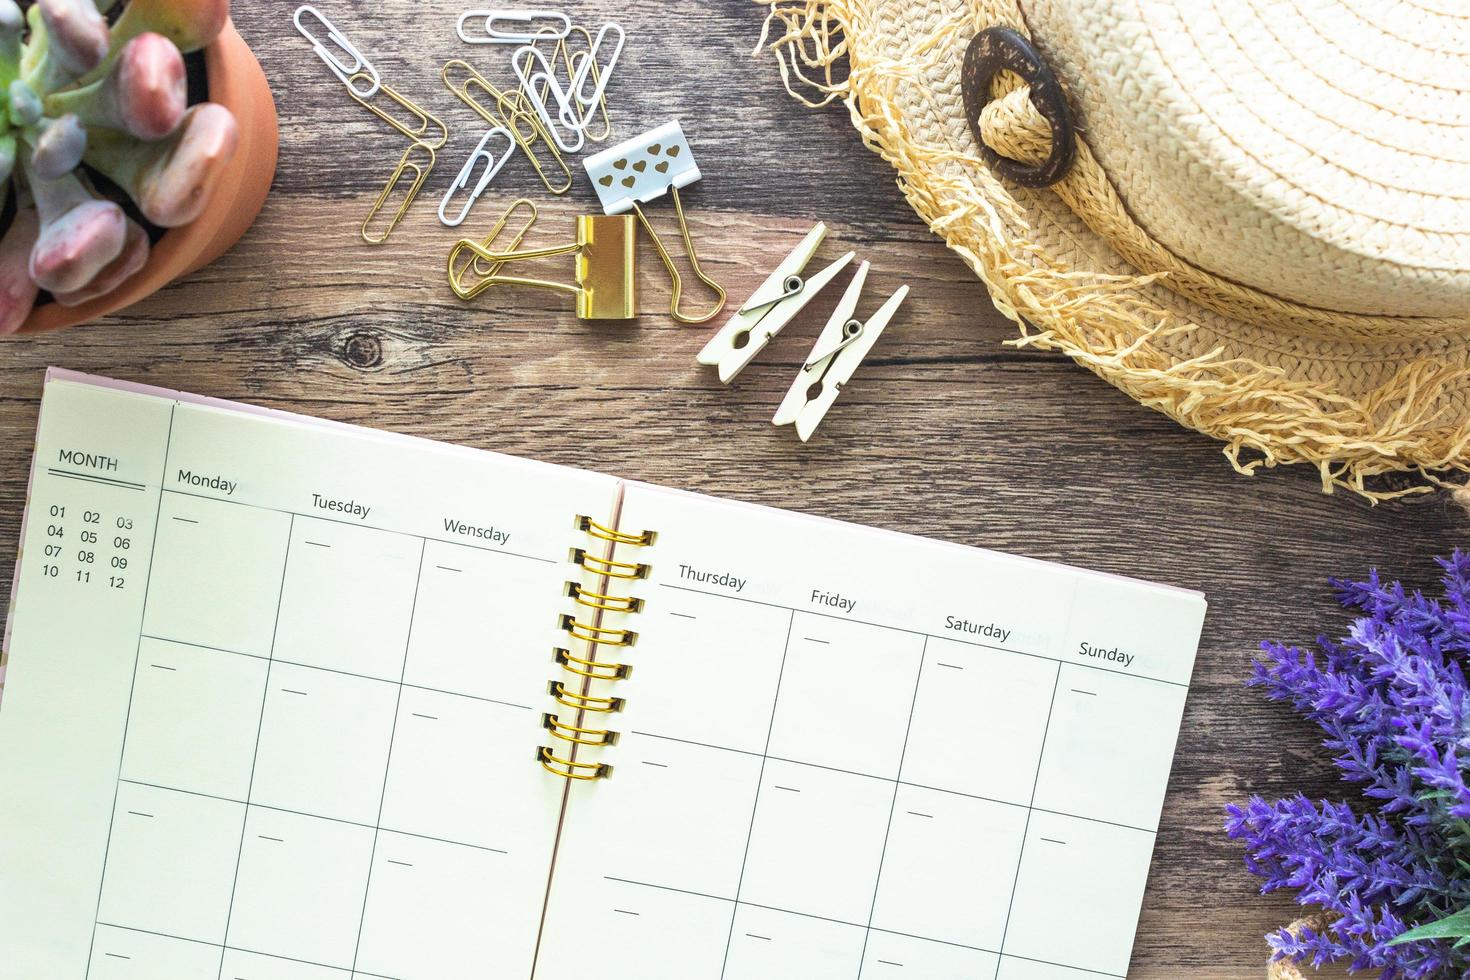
697,223,854,382
773,261,908,440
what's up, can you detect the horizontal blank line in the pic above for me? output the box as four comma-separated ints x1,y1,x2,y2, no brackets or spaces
642,761,669,768
1071,688,1097,696
1040,837,1067,845
907,811,933,819
746,933,771,941
669,612,697,620
387,860,413,867
804,637,830,644
436,565,462,572
170,517,198,524
936,662,963,670
878,960,903,966
303,541,330,548
614,908,639,916
104,952,130,959
774,786,800,793
258,835,284,843
150,664,176,671
411,713,438,720
281,689,308,696
127,811,153,818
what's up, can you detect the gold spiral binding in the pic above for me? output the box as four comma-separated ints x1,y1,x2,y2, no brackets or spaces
571,548,649,580
578,515,656,546
543,712,619,746
568,582,644,614
537,746,611,780
555,646,632,680
561,614,637,647
550,680,625,713
537,514,657,782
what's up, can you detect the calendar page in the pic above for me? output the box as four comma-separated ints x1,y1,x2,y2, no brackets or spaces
536,484,1206,980
0,372,620,979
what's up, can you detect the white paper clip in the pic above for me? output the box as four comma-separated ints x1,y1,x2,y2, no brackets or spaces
512,45,584,153
294,5,379,99
773,261,908,440
568,22,624,110
439,127,515,227
457,9,572,44
697,223,854,382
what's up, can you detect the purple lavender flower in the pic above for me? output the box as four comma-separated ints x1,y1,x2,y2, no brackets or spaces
1226,552,1470,978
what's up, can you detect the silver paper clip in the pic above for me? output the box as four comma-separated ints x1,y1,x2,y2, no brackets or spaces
773,261,908,440
568,22,624,112
512,45,584,153
294,5,379,98
458,9,572,44
697,223,854,382
439,127,515,227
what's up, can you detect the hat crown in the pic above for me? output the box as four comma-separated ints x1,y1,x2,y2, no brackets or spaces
1023,0,1470,318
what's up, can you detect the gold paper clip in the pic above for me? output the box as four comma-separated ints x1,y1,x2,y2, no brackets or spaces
448,207,638,320
559,26,613,141
348,72,448,149
362,141,435,245
442,59,573,195
449,197,539,283
583,121,726,324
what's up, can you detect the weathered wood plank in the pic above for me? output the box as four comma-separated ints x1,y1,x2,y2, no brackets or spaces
0,1,1459,975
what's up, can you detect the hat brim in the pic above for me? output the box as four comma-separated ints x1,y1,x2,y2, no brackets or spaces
759,0,1470,500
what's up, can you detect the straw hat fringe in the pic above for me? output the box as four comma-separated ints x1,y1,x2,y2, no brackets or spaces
754,0,1470,501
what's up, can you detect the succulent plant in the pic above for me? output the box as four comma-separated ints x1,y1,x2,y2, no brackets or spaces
0,0,237,334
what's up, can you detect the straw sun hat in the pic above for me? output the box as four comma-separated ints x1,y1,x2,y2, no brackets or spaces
756,0,1470,501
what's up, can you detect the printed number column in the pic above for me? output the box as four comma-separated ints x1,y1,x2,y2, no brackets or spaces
91,493,291,977
216,516,422,978
721,613,925,980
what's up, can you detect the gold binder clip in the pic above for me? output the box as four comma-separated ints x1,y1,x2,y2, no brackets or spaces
583,121,726,324
442,59,573,195
348,72,448,149
536,745,611,780
448,208,638,320
362,141,435,245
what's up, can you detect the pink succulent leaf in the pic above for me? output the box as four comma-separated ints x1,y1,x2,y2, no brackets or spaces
38,0,110,80
53,215,147,306
87,102,239,228
8,78,40,126
0,207,40,335
46,31,185,140
28,197,126,293
30,113,87,181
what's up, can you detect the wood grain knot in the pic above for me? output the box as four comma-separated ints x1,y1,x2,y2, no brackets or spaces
342,331,384,371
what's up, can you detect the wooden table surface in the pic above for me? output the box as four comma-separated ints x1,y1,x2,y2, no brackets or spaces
0,1,1461,976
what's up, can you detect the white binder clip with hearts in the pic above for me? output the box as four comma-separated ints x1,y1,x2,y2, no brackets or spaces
583,121,727,324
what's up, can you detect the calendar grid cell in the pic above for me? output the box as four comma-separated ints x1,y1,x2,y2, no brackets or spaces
349,539,428,974
856,637,926,975
716,608,796,978
215,512,295,980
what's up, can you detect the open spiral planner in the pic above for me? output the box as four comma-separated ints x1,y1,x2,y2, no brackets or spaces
0,370,1206,980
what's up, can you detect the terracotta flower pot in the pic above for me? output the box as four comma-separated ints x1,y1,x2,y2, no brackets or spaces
17,19,278,334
